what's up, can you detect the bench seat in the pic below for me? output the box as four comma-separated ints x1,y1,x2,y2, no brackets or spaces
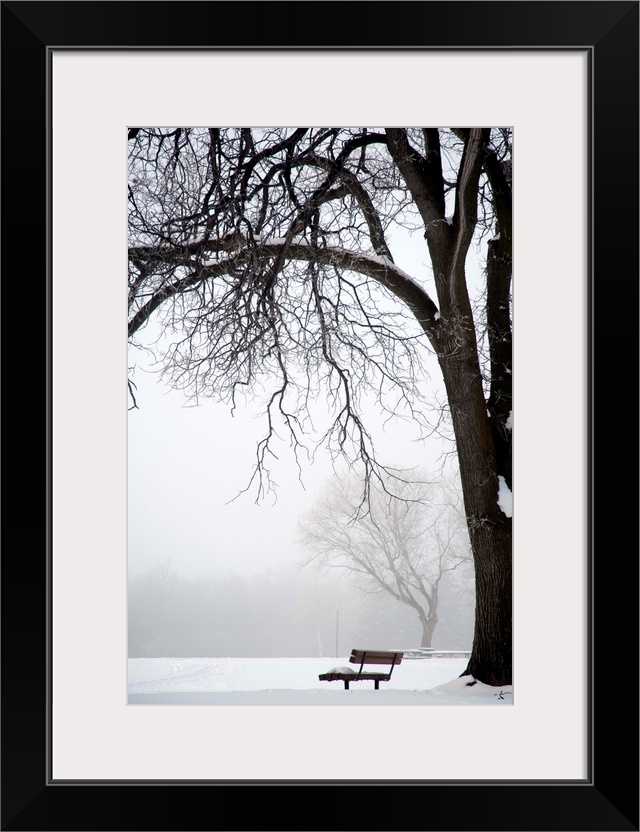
319,649,403,690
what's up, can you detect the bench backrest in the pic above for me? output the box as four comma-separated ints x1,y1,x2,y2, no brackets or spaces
349,649,403,667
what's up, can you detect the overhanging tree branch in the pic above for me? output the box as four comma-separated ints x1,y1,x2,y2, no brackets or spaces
128,240,441,340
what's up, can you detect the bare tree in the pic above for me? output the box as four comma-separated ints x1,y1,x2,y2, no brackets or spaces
298,469,473,649
127,127,512,685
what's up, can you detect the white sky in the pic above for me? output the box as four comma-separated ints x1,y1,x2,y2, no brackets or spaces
127,370,446,578
127,228,475,579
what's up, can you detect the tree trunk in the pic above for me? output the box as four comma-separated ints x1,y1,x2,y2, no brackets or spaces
438,337,513,686
419,615,437,648
464,522,512,685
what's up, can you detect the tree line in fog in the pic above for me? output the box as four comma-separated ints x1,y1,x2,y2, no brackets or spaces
128,560,474,658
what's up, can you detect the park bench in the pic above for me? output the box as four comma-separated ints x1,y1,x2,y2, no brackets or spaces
318,648,404,690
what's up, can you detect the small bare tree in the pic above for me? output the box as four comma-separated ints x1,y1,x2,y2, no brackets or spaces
298,469,473,648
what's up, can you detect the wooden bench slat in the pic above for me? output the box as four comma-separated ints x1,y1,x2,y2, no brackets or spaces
350,650,403,665
319,672,391,680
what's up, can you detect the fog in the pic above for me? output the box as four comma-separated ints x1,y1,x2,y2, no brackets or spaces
128,227,462,579
128,351,446,580
128,560,474,658
127,230,481,656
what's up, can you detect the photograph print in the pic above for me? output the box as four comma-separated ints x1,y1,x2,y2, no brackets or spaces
126,127,513,706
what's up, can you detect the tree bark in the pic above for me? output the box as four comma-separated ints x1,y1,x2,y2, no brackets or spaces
464,521,512,685
419,614,437,649
437,334,512,686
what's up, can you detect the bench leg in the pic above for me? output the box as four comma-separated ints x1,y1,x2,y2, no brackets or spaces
344,680,349,690
374,680,379,690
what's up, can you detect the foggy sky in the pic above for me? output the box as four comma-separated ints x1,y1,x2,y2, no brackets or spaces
127,230,477,580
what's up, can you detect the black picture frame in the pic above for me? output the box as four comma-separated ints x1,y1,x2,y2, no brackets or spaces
2,2,638,830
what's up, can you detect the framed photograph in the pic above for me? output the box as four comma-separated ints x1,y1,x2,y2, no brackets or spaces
2,1,638,830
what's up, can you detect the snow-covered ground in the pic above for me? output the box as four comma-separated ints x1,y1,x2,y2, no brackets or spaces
128,656,513,705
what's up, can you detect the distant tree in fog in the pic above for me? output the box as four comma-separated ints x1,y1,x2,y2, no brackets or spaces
298,469,473,648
